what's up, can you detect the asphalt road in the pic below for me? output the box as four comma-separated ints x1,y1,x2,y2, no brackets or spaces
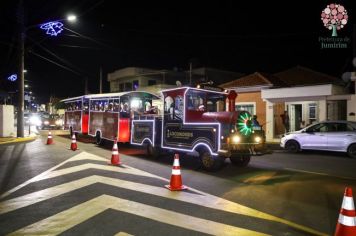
0,132,355,235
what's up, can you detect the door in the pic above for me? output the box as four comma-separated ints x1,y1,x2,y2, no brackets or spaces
326,122,353,152
290,104,302,131
299,123,328,150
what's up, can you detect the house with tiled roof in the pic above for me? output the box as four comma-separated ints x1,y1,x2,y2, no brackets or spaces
220,72,287,136
221,66,355,142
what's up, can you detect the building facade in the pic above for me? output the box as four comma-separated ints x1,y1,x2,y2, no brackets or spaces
221,66,355,142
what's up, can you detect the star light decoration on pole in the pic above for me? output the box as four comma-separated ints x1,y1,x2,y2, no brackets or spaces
39,21,64,36
321,3,348,37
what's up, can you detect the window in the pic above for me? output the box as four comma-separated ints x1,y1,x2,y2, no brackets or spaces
174,96,184,120
133,80,139,90
124,82,132,91
148,80,156,86
90,100,108,111
307,123,328,132
236,103,255,115
206,94,226,112
119,83,124,92
309,103,317,124
186,90,205,111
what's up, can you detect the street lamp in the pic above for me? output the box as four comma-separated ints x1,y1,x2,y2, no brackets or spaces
67,14,77,22
17,1,76,137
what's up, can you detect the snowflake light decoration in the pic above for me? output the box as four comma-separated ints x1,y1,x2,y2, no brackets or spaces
321,3,348,37
7,74,17,82
39,21,64,36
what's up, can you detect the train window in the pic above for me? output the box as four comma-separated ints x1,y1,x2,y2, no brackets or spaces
206,94,226,112
186,90,206,111
83,100,89,111
165,96,174,112
174,96,183,120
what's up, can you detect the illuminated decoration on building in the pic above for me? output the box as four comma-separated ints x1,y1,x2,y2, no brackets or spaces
39,21,64,36
237,112,253,136
7,74,17,82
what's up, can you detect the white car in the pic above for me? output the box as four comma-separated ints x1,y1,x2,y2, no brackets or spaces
280,121,356,158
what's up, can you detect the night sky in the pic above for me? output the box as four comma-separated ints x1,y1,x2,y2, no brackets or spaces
0,0,354,103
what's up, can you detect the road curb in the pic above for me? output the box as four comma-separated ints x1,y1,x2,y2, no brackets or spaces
0,136,37,145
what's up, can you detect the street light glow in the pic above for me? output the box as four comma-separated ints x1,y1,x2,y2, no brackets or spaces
67,14,77,22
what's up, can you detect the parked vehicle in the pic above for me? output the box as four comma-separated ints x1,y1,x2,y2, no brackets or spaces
38,114,64,130
280,120,356,158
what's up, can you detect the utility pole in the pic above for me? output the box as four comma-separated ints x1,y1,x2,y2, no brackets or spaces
17,0,25,137
99,66,102,93
84,77,88,95
189,62,192,85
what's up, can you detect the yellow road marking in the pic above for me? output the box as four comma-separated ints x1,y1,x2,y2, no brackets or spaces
0,175,327,236
114,232,134,236
0,136,36,145
7,195,269,236
284,168,356,181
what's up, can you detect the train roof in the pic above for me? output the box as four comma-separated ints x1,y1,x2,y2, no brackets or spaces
61,91,159,102
161,86,228,95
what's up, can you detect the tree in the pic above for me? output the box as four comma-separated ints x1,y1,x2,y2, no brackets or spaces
321,3,348,37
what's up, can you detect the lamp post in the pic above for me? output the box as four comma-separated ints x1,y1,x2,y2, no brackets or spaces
16,0,76,137
17,0,25,137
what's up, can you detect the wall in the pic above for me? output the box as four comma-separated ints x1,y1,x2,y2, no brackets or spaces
347,95,356,121
235,91,266,128
0,105,15,137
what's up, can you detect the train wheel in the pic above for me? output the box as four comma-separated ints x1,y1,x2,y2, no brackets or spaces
199,150,224,171
230,154,251,167
95,132,102,145
147,143,160,159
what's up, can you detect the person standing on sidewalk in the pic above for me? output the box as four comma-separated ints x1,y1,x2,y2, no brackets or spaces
280,111,290,133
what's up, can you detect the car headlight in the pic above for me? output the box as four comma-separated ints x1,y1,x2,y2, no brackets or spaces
29,116,41,126
254,136,262,143
44,120,49,125
55,119,63,125
232,135,241,144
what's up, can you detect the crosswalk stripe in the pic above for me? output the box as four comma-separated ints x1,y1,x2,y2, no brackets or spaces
0,175,327,236
35,163,162,181
7,195,270,236
0,152,105,200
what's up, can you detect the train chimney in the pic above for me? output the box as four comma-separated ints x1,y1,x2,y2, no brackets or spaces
227,90,237,112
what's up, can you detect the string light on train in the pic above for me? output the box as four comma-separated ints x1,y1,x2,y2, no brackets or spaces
237,112,253,136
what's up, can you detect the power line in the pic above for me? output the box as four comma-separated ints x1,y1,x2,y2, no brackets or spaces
29,50,83,77
26,35,94,78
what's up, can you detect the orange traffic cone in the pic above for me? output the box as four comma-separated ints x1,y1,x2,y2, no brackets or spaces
334,187,356,236
110,140,121,165
165,154,187,191
46,131,53,145
70,134,77,151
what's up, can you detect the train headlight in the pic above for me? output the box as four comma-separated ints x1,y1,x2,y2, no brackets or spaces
44,120,49,125
254,136,262,143
232,135,241,144
55,119,63,125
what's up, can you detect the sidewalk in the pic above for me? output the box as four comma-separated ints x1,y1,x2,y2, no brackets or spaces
0,128,38,145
